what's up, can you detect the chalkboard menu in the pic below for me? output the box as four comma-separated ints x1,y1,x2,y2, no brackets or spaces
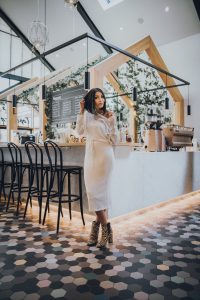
51,85,85,126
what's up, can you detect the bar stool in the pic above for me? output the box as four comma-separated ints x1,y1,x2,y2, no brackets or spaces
42,141,85,233
0,147,8,205
6,142,32,215
24,141,55,223
0,146,16,207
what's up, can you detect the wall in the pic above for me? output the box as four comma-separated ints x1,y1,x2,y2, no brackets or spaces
158,33,200,140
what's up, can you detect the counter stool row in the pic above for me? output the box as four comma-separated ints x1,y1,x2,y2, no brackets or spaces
0,141,85,233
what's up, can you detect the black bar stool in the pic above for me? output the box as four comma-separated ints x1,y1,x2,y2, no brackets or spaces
24,141,52,223
6,142,31,215
0,147,6,204
43,141,85,233
0,147,14,206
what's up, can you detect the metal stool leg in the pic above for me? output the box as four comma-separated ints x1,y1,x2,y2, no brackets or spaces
78,169,85,226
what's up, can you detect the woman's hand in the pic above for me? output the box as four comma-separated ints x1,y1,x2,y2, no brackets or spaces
80,99,85,114
104,111,113,118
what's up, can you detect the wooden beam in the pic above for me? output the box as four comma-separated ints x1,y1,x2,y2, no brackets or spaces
93,36,151,76
146,37,184,125
0,77,38,100
7,95,17,142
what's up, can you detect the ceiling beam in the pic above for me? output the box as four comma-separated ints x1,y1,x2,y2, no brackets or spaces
0,7,55,73
0,72,29,82
193,0,200,20
76,1,113,54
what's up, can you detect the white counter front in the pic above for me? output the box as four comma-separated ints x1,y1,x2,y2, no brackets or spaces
2,144,200,218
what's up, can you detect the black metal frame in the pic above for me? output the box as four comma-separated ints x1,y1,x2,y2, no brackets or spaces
0,7,55,73
0,32,190,87
76,1,113,54
106,83,188,99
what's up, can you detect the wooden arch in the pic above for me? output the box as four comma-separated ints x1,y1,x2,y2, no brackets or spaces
90,35,184,140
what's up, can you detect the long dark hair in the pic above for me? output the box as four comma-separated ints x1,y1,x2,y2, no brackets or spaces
84,88,106,114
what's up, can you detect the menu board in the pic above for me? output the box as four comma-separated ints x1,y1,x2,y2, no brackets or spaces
51,85,85,125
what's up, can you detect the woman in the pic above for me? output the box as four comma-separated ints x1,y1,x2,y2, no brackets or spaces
76,88,118,248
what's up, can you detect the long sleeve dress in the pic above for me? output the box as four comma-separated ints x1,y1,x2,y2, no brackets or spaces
76,111,118,212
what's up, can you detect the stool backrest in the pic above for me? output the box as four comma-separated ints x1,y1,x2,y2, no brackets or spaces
44,141,63,170
7,142,23,166
0,147,4,164
25,141,44,168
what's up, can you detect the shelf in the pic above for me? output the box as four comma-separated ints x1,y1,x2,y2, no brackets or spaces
17,127,33,130
0,125,7,129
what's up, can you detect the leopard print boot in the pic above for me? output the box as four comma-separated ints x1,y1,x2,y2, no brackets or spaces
96,223,109,248
87,221,100,246
107,222,113,244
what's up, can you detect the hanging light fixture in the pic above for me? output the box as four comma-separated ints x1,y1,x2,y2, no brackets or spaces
41,0,47,101
165,97,169,110
165,74,169,110
28,0,49,51
132,87,137,102
187,85,191,115
84,37,90,90
42,84,47,100
12,69,17,114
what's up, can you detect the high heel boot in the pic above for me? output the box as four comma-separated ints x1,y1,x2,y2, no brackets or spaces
97,223,109,248
107,222,113,244
87,221,100,246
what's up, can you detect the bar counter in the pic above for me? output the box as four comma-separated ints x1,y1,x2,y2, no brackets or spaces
1,142,200,218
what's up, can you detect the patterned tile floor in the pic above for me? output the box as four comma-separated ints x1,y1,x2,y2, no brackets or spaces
0,192,200,300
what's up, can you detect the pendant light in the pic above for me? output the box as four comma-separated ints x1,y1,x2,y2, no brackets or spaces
12,69,17,114
187,85,191,115
42,0,47,100
165,97,169,110
132,87,137,102
84,37,90,90
165,74,169,110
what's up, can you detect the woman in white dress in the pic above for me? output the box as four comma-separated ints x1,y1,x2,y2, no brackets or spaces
76,88,118,248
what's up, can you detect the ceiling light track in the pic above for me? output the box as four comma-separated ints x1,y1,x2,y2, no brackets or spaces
0,32,189,87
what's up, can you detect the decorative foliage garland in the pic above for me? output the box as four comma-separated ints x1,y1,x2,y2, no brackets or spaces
17,86,39,111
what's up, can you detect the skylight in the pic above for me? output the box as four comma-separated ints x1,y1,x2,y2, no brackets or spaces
97,0,124,10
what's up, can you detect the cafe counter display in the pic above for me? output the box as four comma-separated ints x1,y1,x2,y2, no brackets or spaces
1,141,200,219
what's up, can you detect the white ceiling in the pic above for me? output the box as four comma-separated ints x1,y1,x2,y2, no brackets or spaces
0,0,199,72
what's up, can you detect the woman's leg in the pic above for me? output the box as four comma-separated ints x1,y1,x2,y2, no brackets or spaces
95,210,107,224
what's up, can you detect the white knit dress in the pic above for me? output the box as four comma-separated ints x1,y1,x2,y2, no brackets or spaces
76,111,118,212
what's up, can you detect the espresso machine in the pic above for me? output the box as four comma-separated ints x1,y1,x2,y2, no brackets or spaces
162,124,194,149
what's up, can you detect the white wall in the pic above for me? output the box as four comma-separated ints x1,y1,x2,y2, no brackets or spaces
158,33,200,140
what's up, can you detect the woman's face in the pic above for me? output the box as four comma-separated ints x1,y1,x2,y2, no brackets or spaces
94,91,105,110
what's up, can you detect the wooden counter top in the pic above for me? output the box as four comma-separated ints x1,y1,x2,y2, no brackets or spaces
0,142,136,148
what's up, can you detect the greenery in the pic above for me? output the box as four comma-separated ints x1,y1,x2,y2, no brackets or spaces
104,54,172,139
10,52,172,140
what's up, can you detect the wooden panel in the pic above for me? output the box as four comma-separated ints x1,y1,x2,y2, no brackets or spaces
146,38,184,125
94,36,151,76
0,77,38,100
39,85,47,141
7,95,17,142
